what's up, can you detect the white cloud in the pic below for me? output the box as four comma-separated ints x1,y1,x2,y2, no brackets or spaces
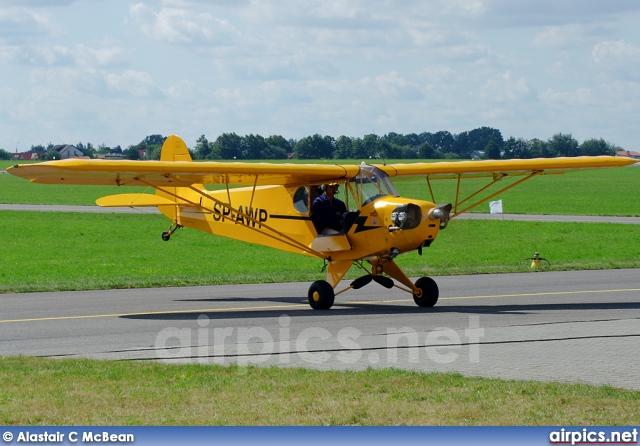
105,70,161,98
0,7,60,42
532,25,594,49
480,71,532,101
130,3,237,45
592,40,640,64
591,40,640,82
2,0,640,150
540,87,594,107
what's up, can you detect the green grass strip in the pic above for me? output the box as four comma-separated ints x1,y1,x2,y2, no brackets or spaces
1,356,638,425
2,211,640,293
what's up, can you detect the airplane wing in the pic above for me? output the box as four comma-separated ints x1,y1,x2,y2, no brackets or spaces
375,155,637,217
8,154,635,187
7,159,361,187
378,156,637,179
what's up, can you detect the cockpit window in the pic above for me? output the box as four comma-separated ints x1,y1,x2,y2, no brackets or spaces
293,186,309,213
348,165,398,206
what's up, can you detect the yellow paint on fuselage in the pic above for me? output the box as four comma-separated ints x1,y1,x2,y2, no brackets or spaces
164,185,317,255
162,183,443,262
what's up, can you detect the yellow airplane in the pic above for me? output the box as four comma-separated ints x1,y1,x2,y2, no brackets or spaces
8,135,637,310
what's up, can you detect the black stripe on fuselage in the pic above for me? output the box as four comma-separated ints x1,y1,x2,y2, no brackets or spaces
270,214,313,221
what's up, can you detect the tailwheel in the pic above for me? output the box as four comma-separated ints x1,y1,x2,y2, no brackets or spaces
413,276,439,307
161,223,182,242
308,280,335,310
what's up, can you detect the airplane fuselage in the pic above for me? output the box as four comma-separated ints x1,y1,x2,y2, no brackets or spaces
165,178,445,263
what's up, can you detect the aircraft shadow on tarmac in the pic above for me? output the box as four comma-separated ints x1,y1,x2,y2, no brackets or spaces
121,299,640,321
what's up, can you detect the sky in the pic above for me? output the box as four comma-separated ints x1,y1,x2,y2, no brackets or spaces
1,0,639,152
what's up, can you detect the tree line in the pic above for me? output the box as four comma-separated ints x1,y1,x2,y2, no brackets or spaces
1,127,624,161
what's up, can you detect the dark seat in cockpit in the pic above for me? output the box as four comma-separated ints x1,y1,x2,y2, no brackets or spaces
342,211,359,234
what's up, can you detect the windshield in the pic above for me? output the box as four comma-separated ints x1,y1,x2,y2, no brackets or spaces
347,165,399,207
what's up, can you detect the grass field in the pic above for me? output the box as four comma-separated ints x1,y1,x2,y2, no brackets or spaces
3,160,639,215
2,211,639,293
2,159,639,426
2,357,639,425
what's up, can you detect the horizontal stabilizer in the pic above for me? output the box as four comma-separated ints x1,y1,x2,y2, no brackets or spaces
96,193,179,207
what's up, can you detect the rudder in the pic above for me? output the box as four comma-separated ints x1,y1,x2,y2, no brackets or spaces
156,135,200,222
161,135,193,162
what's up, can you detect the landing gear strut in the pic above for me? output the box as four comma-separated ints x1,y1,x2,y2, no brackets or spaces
161,223,182,241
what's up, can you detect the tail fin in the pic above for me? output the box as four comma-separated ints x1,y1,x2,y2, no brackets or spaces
156,135,202,222
160,135,193,162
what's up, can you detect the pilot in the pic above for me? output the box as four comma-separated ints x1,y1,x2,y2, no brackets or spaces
311,182,347,235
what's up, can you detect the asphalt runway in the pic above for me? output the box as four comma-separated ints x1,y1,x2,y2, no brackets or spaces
2,269,639,390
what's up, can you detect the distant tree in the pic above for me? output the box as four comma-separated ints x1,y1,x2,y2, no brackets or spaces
30,144,46,153
383,132,412,148
503,137,531,159
579,138,615,156
454,127,503,158
294,134,334,159
334,136,353,159
399,145,420,159
243,134,268,159
528,138,550,158
194,134,213,160
360,134,379,159
124,135,166,160
145,145,162,160
264,135,290,159
0,148,11,160
97,144,110,155
548,133,579,157
418,142,438,159
350,137,364,159
45,149,60,160
79,142,96,158
323,135,336,158
427,131,455,153
484,140,501,159
410,132,428,148
377,139,403,159
141,134,166,146
123,146,140,160
214,133,244,160
502,137,517,159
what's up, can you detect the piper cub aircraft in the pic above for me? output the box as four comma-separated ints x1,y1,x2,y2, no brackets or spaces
8,135,637,310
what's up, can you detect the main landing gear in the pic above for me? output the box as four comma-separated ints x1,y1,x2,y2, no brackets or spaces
306,275,439,310
412,276,439,307
308,280,335,310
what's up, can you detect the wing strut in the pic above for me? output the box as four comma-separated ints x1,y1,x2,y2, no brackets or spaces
426,171,543,218
136,177,329,259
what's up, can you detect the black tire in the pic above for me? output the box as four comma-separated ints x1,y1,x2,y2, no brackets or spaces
308,280,335,310
161,232,171,241
413,276,439,307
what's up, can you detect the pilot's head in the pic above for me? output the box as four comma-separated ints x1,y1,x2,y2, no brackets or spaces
322,182,340,197
323,182,339,191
